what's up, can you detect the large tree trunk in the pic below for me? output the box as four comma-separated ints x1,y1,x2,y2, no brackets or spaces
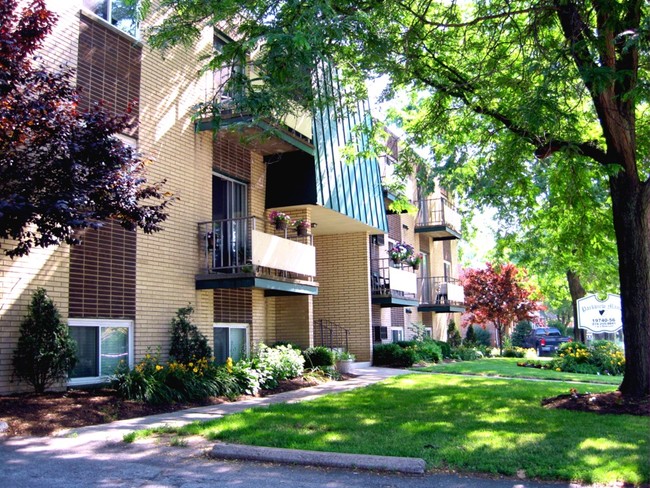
566,270,586,342
609,173,650,398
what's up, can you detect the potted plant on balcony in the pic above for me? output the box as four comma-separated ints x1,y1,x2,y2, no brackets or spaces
293,219,311,236
335,350,355,374
387,242,414,265
407,252,423,270
269,210,291,230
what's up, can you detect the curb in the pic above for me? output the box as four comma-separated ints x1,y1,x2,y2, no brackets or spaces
209,442,426,474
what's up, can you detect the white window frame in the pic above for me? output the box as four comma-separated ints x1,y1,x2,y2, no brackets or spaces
391,328,403,343
68,318,134,386
82,0,141,40
213,323,249,362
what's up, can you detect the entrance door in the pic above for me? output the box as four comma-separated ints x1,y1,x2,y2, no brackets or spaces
420,251,431,303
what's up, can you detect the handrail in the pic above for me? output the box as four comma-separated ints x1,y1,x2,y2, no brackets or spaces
198,216,314,275
417,276,464,306
415,197,461,232
315,319,350,351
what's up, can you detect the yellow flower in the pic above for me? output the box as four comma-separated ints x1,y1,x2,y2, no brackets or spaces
189,362,194,367
155,365,163,371
555,368,562,372
226,357,233,373
193,367,198,373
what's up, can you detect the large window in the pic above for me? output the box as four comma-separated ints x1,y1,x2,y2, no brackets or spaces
68,319,133,384
213,323,248,363
83,0,139,38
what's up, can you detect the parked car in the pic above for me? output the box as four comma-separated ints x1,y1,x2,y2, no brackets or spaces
523,327,572,356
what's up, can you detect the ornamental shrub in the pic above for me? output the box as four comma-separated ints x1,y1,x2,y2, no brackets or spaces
396,340,442,363
302,346,335,368
549,340,625,375
432,339,451,358
112,353,239,404
372,343,417,367
464,324,476,346
169,306,212,364
253,343,304,389
589,340,625,375
447,321,462,347
511,321,533,347
450,346,480,361
473,327,492,347
12,288,77,393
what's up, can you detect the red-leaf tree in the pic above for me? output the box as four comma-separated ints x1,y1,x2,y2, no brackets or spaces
0,0,174,257
462,262,544,354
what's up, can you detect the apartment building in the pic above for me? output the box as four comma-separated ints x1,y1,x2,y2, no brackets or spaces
0,1,463,394
370,130,465,345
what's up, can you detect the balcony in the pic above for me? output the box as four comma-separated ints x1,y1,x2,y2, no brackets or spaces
194,64,314,156
415,198,462,240
196,217,318,295
418,276,465,313
370,258,419,308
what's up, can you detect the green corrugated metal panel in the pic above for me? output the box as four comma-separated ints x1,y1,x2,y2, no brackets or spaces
313,64,388,233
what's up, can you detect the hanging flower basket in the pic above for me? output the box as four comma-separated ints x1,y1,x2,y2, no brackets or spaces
388,242,414,265
293,219,311,236
269,211,291,231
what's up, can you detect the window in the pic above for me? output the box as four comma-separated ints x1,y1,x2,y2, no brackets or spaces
83,0,139,38
68,319,133,384
213,323,249,363
392,329,403,342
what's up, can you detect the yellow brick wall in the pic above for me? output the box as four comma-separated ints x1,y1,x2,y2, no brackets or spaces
313,233,372,361
134,17,215,360
272,295,313,349
0,2,80,393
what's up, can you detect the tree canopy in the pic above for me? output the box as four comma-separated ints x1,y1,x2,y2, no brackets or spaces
462,262,544,353
0,0,174,257
146,0,649,396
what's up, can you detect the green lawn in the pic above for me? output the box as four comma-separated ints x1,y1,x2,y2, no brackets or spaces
416,357,622,385
142,374,648,485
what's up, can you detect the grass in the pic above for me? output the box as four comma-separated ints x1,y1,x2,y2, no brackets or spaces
416,357,622,385
140,374,648,485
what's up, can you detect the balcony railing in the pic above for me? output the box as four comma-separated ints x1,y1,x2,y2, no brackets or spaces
418,276,465,307
370,258,417,300
415,198,461,235
198,216,316,281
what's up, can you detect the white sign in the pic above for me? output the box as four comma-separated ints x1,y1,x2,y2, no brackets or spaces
577,294,622,333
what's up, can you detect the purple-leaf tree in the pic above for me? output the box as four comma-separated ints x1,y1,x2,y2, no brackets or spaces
0,0,174,257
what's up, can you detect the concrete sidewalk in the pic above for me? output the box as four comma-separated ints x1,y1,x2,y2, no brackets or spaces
50,365,406,445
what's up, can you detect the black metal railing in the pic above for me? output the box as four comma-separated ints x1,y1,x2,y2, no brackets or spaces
415,197,461,233
370,258,416,300
418,276,464,306
315,319,350,351
198,216,313,275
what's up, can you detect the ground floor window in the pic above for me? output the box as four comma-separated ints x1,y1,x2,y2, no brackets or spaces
68,319,133,384
392,329,403,342
213,323,249,363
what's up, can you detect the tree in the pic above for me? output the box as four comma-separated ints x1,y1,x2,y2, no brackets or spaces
169,306,212,364
486,158,619,343
12,288,77,393
146,0,649,397
447,321,462,348
511,321,533,348
463,323,476,346
463,263,544,355
0,0,174,257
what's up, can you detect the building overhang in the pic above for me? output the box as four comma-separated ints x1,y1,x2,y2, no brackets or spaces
372,295,420,308
418,304,466,313
196,115,314,156
196,272,319,296
414,225,461,240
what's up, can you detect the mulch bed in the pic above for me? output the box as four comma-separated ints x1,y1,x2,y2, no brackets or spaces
0,377,326,437
542,390,650,416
